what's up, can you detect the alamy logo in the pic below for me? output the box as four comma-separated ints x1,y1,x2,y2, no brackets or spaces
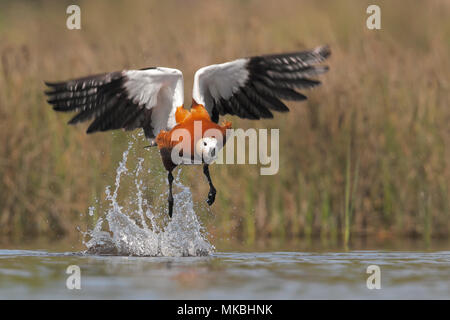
366,5,381,30
66,5,81,30
366,265,381,289
66,265,81,290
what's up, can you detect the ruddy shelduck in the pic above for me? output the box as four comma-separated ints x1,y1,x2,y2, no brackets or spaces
45,45,330,217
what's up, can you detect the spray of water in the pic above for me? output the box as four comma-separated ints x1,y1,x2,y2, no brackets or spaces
82,138,214,257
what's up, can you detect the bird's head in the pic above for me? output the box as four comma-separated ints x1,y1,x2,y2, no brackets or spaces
195,137,218,164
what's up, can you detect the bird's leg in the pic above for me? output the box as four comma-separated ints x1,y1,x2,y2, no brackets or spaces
168,170,174,218
203,164,216,206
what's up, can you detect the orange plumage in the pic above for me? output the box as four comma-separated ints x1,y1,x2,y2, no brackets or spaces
156,101,231,168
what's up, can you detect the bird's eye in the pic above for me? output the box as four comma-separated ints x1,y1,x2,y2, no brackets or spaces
204,142,207,146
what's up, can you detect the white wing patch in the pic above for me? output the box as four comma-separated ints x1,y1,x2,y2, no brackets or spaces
124,67,183,136
192,58,249,111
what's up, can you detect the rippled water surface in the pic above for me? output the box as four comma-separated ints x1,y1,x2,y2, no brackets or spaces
0,249,449,299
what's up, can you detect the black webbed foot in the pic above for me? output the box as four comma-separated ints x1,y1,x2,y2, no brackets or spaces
206,186,216,206
203,164,217,206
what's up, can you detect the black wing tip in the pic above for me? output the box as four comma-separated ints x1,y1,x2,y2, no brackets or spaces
278,106,291,112
320,65,330,73
293,92,308,101
256,44,332,62
44,81,57,95
44,80,66,88
308,79,322,87
46,97,61,104
52,106,66,112
67,117,79,125
44,80,57,87
314,45,331,59
44,90,56,96
86,126,97,134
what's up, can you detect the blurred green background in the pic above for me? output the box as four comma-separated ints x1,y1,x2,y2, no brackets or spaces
0,0,449,249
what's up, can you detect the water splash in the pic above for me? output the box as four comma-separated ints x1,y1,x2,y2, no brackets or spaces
82,139,214,257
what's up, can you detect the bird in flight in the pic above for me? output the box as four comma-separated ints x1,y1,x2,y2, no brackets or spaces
45,45,330,218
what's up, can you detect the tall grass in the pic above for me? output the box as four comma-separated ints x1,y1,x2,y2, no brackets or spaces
0,0,449,245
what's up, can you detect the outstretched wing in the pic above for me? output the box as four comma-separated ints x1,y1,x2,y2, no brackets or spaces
45,67,184,145
192,45,330,123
